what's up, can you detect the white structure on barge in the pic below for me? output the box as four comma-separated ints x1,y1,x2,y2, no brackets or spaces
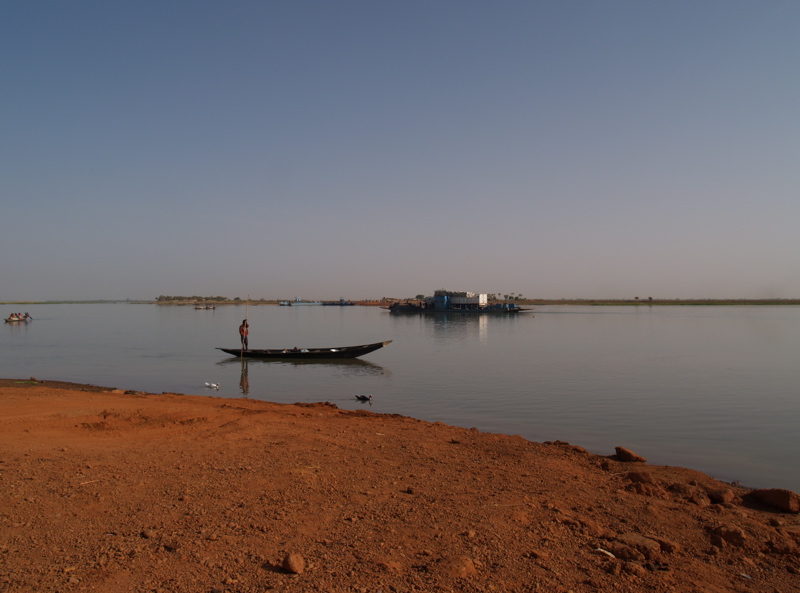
432,290,488,310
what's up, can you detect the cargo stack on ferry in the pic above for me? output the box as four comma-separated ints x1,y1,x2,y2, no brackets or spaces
385,290,530,314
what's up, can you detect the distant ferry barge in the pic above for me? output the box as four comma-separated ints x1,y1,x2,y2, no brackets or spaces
384,290,530,314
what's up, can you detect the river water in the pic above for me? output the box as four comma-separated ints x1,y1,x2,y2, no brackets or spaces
3,303,799,492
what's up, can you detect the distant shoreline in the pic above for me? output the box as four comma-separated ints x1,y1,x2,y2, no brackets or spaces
526,298,800,306
3,298,800,306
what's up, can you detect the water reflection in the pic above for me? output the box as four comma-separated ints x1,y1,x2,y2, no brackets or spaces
429,313,491,341
391,311,532,344
218,356,386,371
239,359,249,396
4,321,33,335
217,355,389,395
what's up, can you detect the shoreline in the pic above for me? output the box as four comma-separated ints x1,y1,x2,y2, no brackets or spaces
2,378,799,591
5,299,800,306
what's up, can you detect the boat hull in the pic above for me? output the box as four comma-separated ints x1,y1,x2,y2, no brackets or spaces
217,340,391,360
279,300,322,306
384,304,529,314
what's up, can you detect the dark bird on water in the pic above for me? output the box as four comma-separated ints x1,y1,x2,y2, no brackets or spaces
355,394,373,402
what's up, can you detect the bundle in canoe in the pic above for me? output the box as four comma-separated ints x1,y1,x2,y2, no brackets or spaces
217,340,391,360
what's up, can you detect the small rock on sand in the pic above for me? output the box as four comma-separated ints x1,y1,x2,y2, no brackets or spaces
439,555,477,577
615,446,647,463
283,552,306,574
747,488,800,513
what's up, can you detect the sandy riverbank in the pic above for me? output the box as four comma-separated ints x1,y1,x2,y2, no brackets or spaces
1,379,798,592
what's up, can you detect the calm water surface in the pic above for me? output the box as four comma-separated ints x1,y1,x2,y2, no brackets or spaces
3,303,799,492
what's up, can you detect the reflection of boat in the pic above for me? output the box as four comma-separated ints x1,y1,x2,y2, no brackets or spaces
218,356,387,373
216,340,392,360
194,305,216,310
385,290,529,314
218,355,389,382
219,356,388,393
322,299,355,306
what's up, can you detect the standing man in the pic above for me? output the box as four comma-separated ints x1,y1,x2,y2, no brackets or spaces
239,319,249,351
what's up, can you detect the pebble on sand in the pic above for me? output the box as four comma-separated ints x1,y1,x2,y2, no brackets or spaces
614,446,647,463
282,552,306,574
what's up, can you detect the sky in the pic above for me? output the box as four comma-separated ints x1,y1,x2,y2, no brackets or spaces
2,1,799,301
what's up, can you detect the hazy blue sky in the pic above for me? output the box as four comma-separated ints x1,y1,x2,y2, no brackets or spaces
3,1,799,301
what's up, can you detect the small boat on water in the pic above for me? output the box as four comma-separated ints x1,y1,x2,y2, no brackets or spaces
5,313,32,323
217,340,392,360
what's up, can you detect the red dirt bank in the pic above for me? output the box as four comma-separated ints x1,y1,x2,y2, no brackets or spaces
0,379,798,593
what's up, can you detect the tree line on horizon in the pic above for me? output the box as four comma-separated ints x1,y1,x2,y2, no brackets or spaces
153,294,800,306
155,295,251,303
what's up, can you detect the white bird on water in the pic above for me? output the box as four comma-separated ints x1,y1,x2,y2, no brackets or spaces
205,382,220,391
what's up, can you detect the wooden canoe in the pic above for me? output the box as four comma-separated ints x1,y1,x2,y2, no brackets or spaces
217,340,391,360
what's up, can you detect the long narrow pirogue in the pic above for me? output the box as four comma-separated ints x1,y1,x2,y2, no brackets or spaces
216,340,391,360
